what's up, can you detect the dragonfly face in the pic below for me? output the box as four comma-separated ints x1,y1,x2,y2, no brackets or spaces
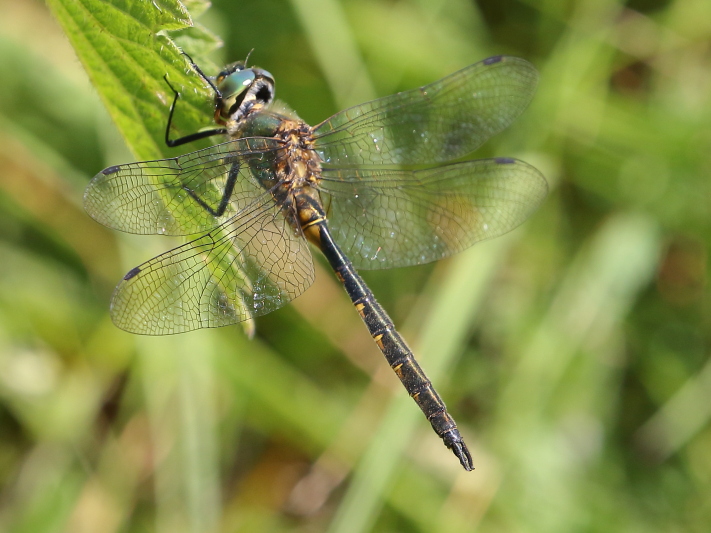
85,54,548,470
213,62,275,124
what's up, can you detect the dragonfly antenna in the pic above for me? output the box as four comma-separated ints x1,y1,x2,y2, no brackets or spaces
244,48,255,67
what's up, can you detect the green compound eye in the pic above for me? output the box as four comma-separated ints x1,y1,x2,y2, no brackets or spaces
215,66,274,120
218,69,256,101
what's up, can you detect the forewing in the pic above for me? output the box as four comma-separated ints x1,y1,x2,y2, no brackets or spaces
110,192,315,335
318,159,547,270
84,137,283,235
312,56,538,166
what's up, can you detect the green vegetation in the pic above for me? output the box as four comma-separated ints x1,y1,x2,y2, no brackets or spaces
0,0,709,531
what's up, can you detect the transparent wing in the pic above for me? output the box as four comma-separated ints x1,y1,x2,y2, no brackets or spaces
318,158,547,270
313,56,538,166
84,137,284,235
110,192,315,335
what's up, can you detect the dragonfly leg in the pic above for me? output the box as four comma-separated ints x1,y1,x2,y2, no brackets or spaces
180,160,240,217
163,74,227,147
180,51,221,96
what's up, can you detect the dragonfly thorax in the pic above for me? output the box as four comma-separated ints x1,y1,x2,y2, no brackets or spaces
273,118,322,190
214,62,275,126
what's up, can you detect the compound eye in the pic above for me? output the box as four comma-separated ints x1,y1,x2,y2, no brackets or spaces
212,64,275,122
217,69,256,113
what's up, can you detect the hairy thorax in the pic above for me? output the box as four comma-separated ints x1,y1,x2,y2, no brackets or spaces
228,107,326,240
273,118,322,190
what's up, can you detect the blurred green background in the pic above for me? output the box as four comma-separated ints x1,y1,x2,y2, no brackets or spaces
1,0,710,531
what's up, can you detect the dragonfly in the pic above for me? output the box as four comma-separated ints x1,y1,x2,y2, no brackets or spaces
84,54,547,471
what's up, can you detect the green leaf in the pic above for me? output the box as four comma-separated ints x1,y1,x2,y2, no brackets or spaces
179,0,212,19
170,24,224,60
47,0,257,336
46,0,217,161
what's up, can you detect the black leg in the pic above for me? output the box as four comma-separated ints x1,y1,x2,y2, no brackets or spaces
180,51,222,96
163,75,228,148
181,160,240,217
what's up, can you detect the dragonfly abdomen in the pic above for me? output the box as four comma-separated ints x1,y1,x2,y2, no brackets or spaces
310,216,474,470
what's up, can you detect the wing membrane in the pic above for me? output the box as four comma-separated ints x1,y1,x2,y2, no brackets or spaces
313,56,537,167
84,137,283,235
110,192,315,335
318,158,547,270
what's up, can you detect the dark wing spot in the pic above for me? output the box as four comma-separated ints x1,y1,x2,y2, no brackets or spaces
102,165,122,175
483,55,504,65
495,157,516,164
123,266,141,280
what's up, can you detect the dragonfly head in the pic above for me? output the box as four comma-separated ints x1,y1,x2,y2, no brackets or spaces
214,62,275,123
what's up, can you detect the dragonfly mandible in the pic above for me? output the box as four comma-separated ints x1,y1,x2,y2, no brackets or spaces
84,54,547,471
